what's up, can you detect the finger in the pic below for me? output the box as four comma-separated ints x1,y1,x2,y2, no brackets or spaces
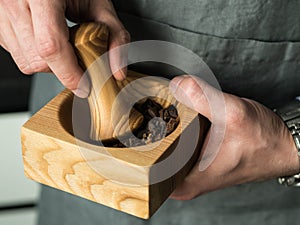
0,10,28,73
0,25,26,72
169,180,194,200
169,164,217,200
5,0,48,74
107,27,130,81
169,159,212,200
30,0,90,98
90,1,130,80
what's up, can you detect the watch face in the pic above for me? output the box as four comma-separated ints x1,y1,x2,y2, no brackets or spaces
284,108,300,120
276,99,300,121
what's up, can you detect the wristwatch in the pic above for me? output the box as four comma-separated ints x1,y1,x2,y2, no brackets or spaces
274,97,300,187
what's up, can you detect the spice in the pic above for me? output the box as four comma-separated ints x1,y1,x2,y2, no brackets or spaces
106,98,180,147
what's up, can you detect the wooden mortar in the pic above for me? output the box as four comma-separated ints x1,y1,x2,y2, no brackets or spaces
21,22,209,219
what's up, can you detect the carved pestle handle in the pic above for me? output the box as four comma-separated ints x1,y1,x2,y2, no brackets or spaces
69,22,143,141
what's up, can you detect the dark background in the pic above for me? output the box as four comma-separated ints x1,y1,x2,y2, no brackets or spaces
0,47,32,113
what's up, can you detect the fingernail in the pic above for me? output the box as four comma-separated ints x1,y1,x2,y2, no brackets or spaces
169,76,185,95
73,75,91,98
169,188,187,200
115,68,126,80
73,88,89,98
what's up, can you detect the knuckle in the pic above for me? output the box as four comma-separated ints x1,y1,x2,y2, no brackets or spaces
28,60,48,72
37,37,62,59
19,60,49,74
186,76,202,92
181,76,204,100
172,76,207,111
11,53,32,74
59,74,78,90
118,29,131,43
18,63,32,74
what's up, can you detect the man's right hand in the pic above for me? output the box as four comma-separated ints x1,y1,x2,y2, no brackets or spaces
0,0,130,98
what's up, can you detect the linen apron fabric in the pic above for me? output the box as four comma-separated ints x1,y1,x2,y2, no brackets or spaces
30,1,300,224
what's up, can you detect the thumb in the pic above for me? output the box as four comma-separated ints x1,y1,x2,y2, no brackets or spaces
169,75,223,122
169,75,227,171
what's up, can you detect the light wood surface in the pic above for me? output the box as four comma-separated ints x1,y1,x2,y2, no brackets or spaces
21,69,209,218
69,23,143,141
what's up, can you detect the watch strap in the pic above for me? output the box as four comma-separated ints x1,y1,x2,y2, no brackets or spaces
274,98,300,187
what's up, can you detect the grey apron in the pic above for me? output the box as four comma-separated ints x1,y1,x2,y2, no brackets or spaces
31,1,300,224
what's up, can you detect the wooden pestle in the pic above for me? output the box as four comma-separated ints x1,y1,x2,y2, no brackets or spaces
69,23,144,141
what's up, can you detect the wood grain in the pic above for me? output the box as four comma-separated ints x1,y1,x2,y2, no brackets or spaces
69,23,144,141
21,70,209,219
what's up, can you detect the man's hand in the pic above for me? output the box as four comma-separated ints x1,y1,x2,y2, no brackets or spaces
0,0,129,98
169,75,300,200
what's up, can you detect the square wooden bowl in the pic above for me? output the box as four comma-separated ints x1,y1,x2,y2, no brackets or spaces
21,71,209,219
